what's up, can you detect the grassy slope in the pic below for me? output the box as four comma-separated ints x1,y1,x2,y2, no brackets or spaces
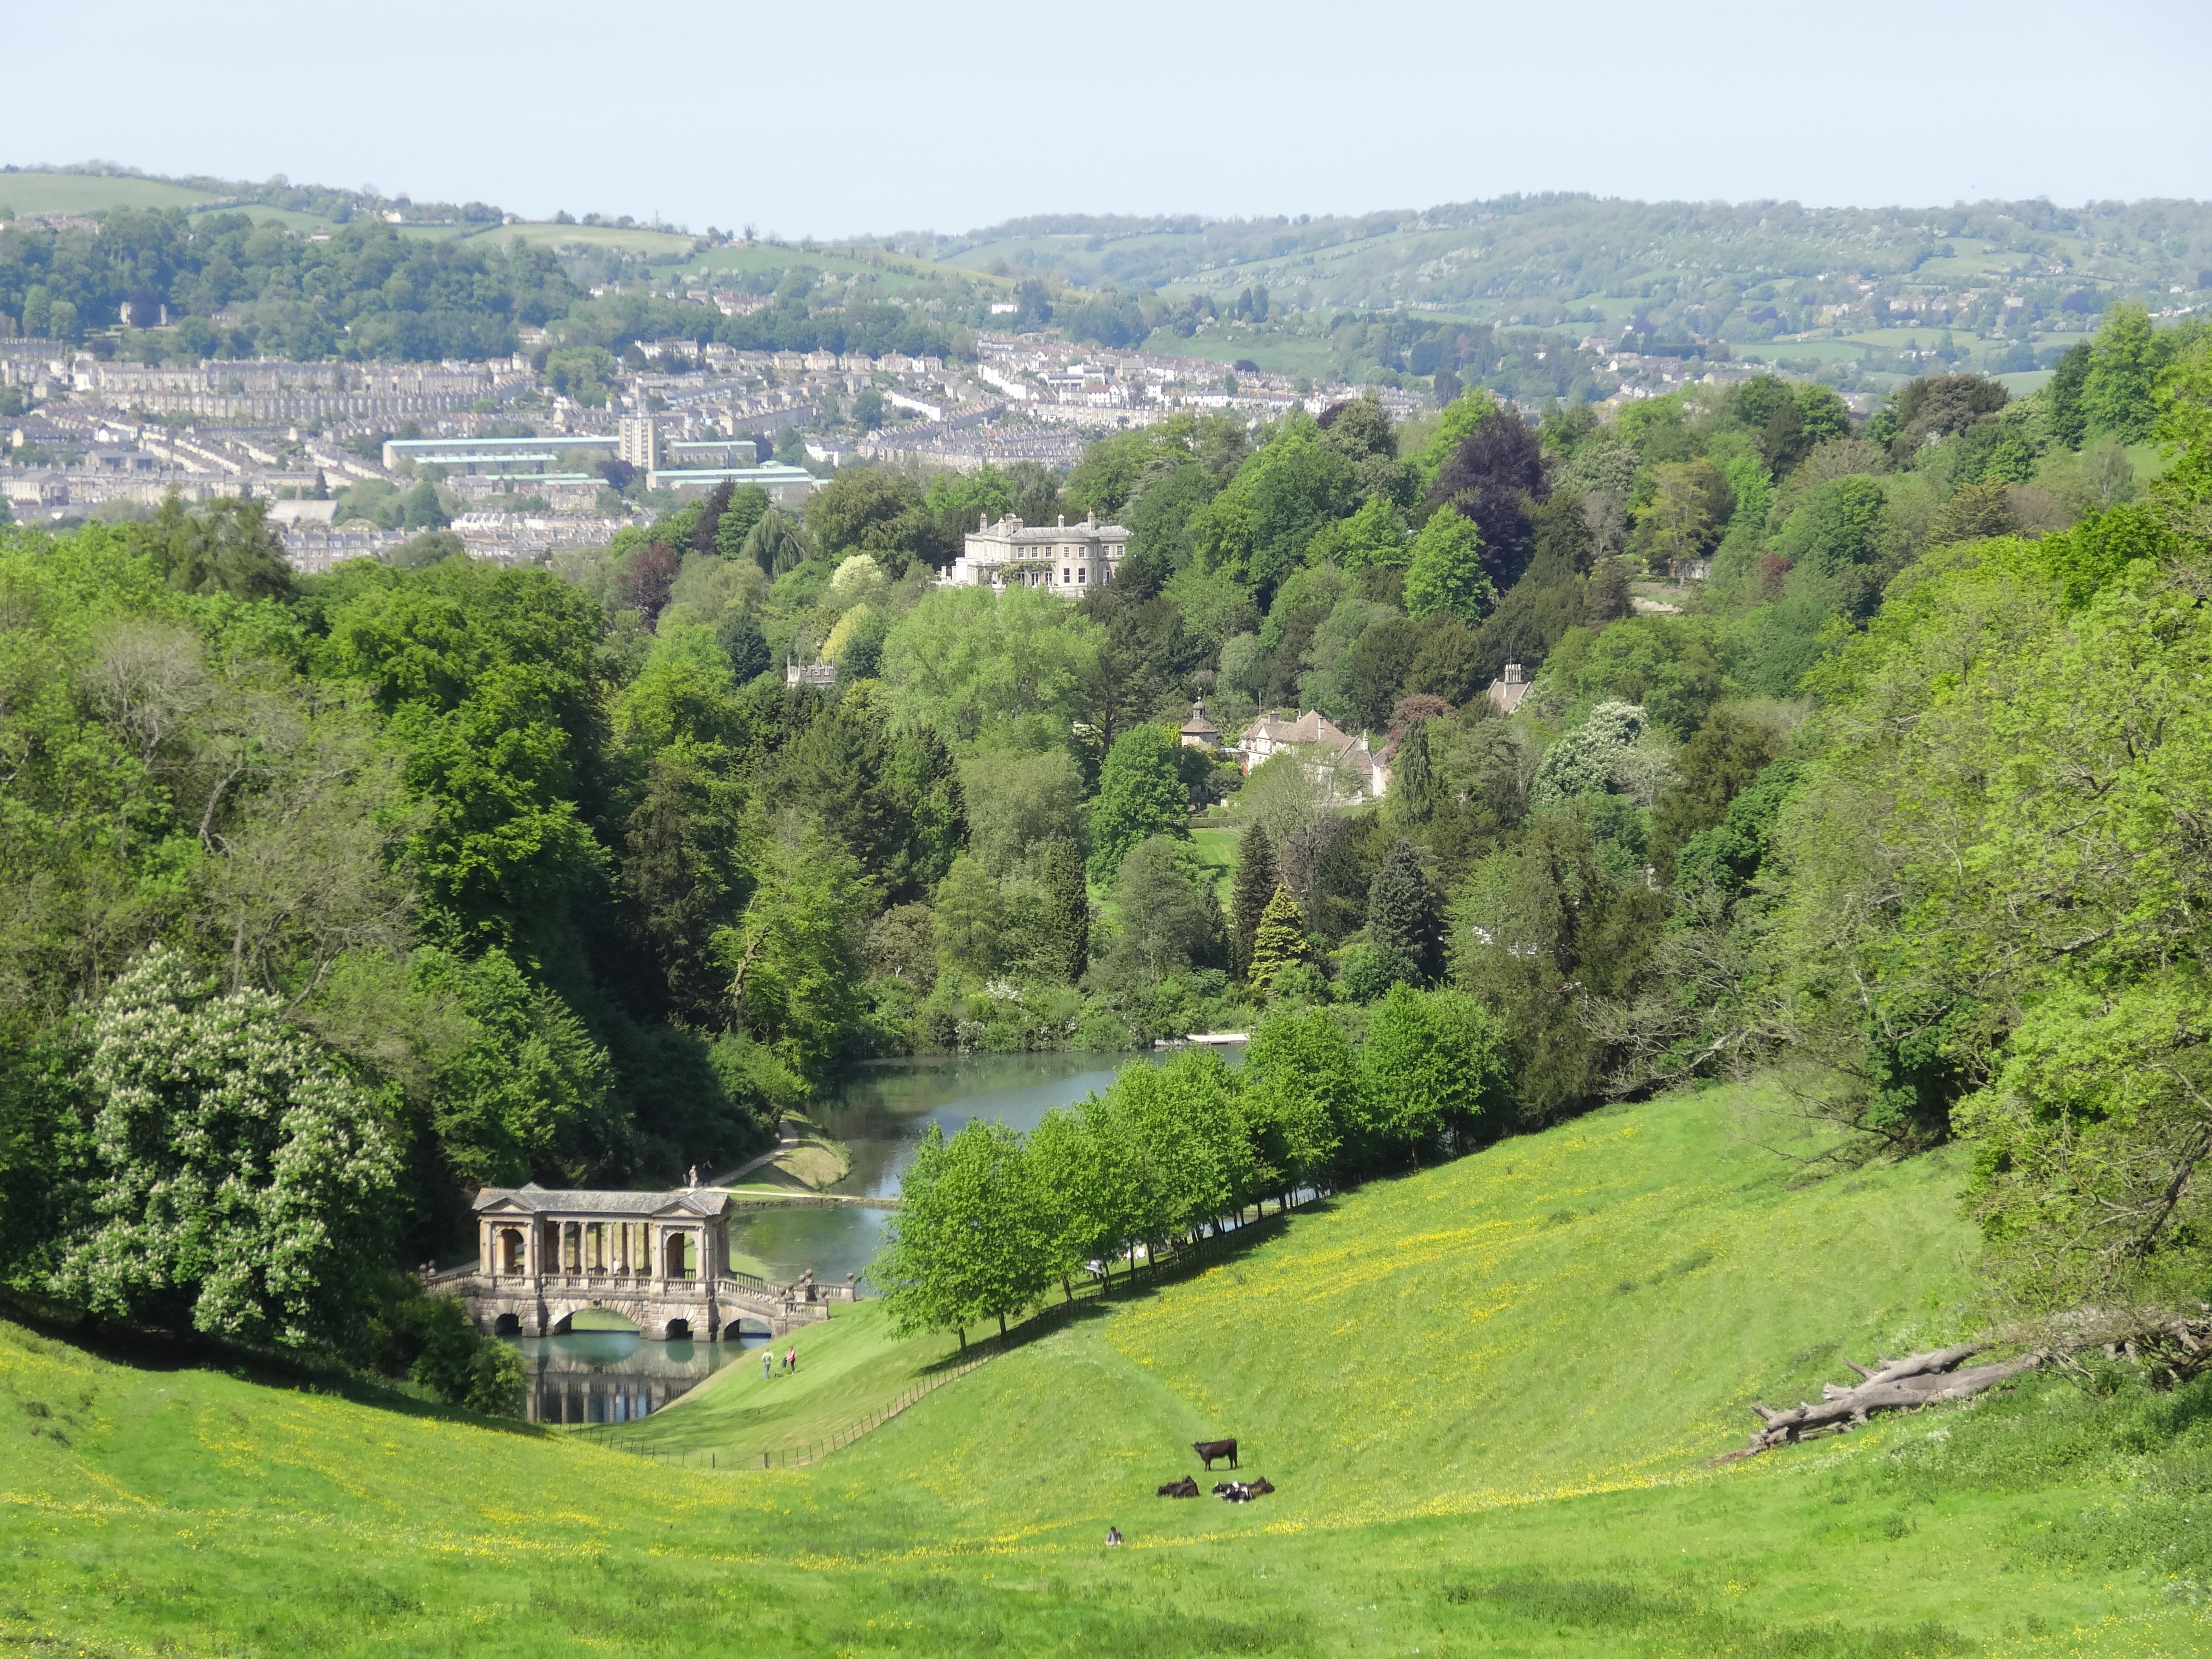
0,172,220,216
1136,326,1342,376
678,242,999,292
2,1082,2203,1655
188,204,347,234
1189,825,1239,909
457,222,694,257
587,1297,961,1458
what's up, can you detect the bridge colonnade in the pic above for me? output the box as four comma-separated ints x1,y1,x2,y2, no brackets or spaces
437,1181,853,1341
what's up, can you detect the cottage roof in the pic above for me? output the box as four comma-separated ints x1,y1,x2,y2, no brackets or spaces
1180,699,1219,738
1485,663,1533,716
1241,710,1354,750
472,1183,729,1219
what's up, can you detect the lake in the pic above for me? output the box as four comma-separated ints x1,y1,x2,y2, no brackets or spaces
729,1047,1218,1288
504,1047,1229,1416
512,1326,755,1425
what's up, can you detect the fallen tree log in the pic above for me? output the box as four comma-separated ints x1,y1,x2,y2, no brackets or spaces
2095,1310,2212,1389
1718,1343,2044,1462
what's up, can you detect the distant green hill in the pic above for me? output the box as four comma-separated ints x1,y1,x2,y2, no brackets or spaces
940,196,2212,325
0,169,223,216
937,196,2212,391
10,1077,2210,1653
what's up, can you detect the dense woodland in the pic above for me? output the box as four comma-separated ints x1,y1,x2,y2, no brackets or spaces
0,209,968,366
3,300,2209,1391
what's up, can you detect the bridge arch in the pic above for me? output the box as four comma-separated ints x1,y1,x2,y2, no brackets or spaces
547,1304,643,1338
492,1312,521,1336
664,1317,693,1340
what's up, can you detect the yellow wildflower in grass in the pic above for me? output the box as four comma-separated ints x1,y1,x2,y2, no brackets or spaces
10,1079,2184,1653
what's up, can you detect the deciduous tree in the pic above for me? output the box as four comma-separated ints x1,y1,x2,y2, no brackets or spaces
1403,509,1495,625
725,815,869,1075
52,945,401,1348
1088,723,1189,881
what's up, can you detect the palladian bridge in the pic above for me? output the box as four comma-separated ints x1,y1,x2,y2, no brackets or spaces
426,1182,853,1340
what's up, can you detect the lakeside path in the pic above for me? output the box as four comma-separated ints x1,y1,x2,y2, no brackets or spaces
708,1128,801,1187
708,1111,852,1192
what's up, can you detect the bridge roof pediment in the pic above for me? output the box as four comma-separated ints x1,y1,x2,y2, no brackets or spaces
472,1183,730,1221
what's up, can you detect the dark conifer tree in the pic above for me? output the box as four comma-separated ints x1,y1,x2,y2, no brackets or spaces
1042,837,1091,985
1230,823,1278,979
1367,838,1445,984
1394,720,1438,824
716,610,771,684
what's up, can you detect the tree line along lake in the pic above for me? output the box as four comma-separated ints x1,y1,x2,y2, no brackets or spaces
508,1047,1233,1422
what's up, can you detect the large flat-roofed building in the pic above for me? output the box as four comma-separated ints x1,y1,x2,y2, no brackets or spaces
382,433,617,471
948,511,1130,591
646,460,820,505
667,437,759,467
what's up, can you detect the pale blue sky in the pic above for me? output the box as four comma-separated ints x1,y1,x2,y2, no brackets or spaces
8,0,2208,234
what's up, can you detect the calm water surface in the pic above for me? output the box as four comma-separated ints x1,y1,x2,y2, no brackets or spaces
727,1048,1240,1288
511,1327,757,1425
503,1050,1233,1412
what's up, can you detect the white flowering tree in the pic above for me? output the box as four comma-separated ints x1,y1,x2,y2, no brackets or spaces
52,945,400,1348
1529,700,1678,810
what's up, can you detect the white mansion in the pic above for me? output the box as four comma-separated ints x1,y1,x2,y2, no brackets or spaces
947,511,1132,590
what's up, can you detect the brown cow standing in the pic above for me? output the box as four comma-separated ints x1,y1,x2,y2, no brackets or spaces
1192,1438,1238,1470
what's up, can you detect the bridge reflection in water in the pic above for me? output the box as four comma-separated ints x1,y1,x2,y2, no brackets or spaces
507,1326,762,1425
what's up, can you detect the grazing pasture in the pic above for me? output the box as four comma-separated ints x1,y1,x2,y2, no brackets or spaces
4,1081,2205,1654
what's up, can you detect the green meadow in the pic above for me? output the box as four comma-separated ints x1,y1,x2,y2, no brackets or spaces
1189,825,1242,909
6,1082,2211,1654
459,221,695,258
0,170,220,217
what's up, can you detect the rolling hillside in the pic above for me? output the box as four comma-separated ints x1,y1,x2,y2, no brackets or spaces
937,197,2212,324
4,1081,2205,1655
0,170,224,216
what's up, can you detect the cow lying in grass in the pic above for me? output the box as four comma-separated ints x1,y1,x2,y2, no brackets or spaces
1213,1478,1275,1502
1156,1476,1200,1497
